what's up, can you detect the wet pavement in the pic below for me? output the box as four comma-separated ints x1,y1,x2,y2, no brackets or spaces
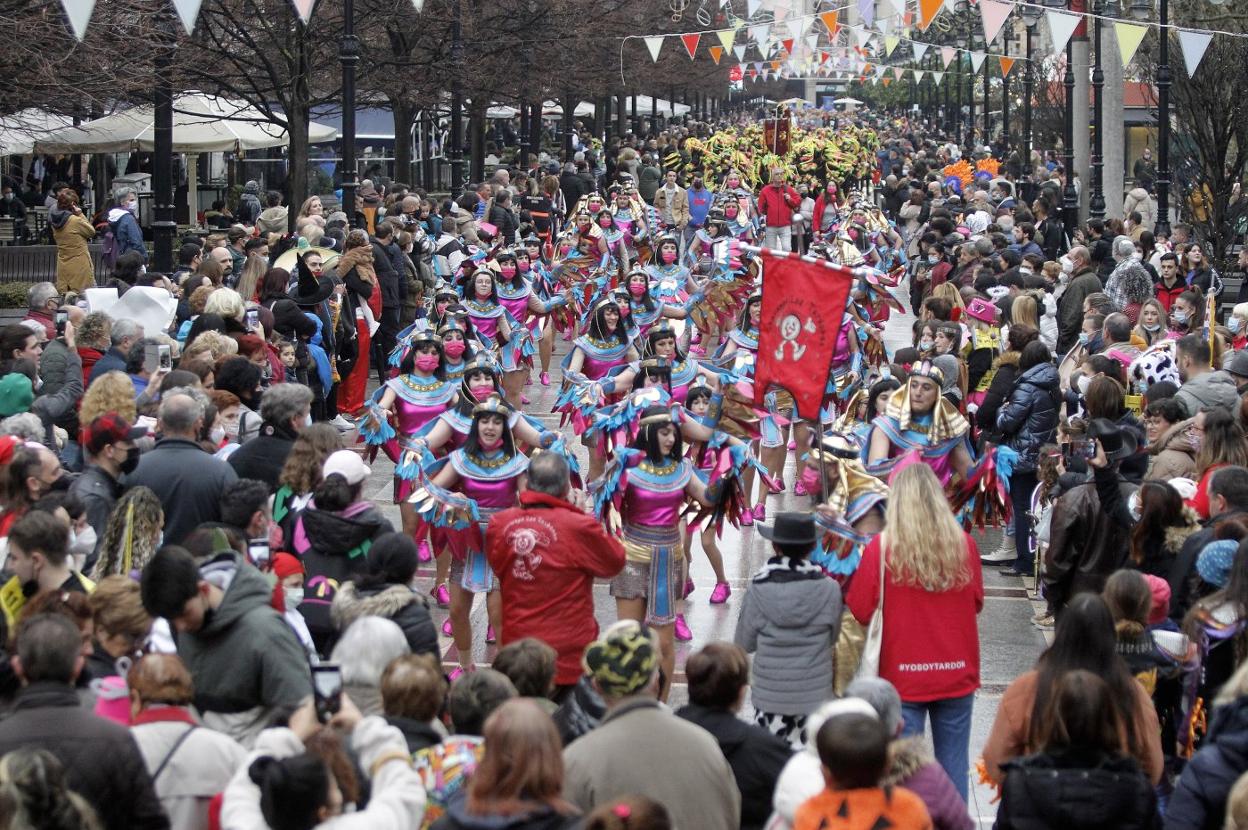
354,295,1047,827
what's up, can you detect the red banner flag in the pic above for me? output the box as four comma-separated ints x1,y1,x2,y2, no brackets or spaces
754,251,855,421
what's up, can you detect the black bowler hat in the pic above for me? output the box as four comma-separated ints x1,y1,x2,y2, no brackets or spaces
758,512,818,546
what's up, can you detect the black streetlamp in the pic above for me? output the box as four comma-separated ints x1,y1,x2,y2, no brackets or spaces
152,6,176,273
340,0,359,225
1089,0,1106,220
1050,0,1079,231
1129,0,1169,236
1020,4,1042,189
966,55,975,147
1001,60,1011,158
449,0,465,199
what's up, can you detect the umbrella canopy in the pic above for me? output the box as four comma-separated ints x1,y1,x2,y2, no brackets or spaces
833,97,863,105
541,100,595,117
0,109,75,156
34,92,336,154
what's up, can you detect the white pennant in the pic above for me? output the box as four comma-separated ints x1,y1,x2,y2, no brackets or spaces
970,51,986,72
853,27,874,49
645,35,665,62
1045,9,1081,57
411,0,424,10
58,0,95,40
749,23,771,45
746,0,762,17
878,16,894,36
891,66,903,80
914,69,925,83
940,45,956,68
912,42,929,63
978,0,1013,45
883,0,907,17
805,34,820,51
787,16,807,39
291,0,315,23
1178,29,1213,77
932,70,944,86
171,0,203,34
734,44,748,61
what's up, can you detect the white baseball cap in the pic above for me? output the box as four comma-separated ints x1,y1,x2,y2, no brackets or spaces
322,450,370,485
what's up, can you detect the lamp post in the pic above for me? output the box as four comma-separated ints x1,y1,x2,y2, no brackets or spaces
339,0,359,226
1089,0,1106,219
449,0,465,199
152,5,176,273
966,55,975,148
1130,0,1169,236
1049,0,1079,231
1020,6,1041,190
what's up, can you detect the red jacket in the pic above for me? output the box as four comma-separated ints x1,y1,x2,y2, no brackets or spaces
846,533,984,703
485,490,626,684
758,183,801,229
1155,278,1186,312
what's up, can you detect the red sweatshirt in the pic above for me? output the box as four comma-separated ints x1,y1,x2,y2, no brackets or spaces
486,491,627,684
758,183,801,228
845,533,984,703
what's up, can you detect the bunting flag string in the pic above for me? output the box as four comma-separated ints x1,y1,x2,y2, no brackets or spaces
709,45,724,64
716,28,735,50
645,36,664,62
940,45,956,68
970,51,986,73
1046,9,1080,57
820,10,839,38
291,0,315,23
998,55,1015,76
918,0,943,32
979,0,1012,45
912,42,929,63
1115,21,1148,67
172,0,204,34
681,32,701,59
58,0,94,40
932,70,944,86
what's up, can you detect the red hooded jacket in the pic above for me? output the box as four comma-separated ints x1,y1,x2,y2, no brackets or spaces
486,490,627,684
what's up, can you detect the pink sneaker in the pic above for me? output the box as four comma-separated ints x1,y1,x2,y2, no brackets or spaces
448,666,465,681
674,614,693,641
710,582,731,604
794,478,809,496
540,371,551,386
689,345,707,357
521,394,531,405
787,439,797,450
486,625,497,644
684,578,695,597
740,508,754,527
418,540,432,563
753,504,767,523
433,584,450,608
441,618,453,637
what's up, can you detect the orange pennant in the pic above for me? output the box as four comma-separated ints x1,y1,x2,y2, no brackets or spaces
770,59,782,70
999,56,1016,76
903,10,913,25
709,45,724,64
918,0,943,31
681,33,700,59
820,10,839,37
882,77,892,87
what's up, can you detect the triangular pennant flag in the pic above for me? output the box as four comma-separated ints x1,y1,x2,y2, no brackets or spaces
734,44,748,61
291,0,315,23
999,55,1016,76
717,29,735,50
858,0,875,27
786,17,805,39
749,24,771,45
914,69,925,83
891,66,904,80
58,0,94,40
805,33,820,51
773,4,788,22
644,36,664,62
171,0,203,34
882,77,893,87
941,46,956,68
970,51,986,73
878,17,894,36
1178,29,1213,77
853,27,874,49
770,59,782,70
932,70,944,86
746,0,762,16
709,45,724,64
781,37,794,55
1114,21,1147,67
820,10,839,37
884,0,906,18
885,35,900,55
681,32,701,59
912,43,929,63
919,0,943,31
1046,9,1081,57
979,0,1012,45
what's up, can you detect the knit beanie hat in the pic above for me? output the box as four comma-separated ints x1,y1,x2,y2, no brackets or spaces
583,620,658,698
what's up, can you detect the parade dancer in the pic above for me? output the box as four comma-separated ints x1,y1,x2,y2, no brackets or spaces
420,396,530,679
648,234,700,306
866,360,973,486
520,234,558,386
492,249,569,406
681,380,732,608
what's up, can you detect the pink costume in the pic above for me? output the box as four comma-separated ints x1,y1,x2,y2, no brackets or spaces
446,448,529,592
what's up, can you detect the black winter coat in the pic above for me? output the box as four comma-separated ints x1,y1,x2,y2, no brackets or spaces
227,422,298,490
371,239,402,308
262,295,317,341
997,749,1159,830
675,703,792,830
553,676,606,746
995,361,1061,472
977,351,1019,445
330,581,439,658
1166,695,1248,830
0,683,170,830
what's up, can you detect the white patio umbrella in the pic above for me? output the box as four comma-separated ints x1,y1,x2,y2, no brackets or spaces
541,100,596,117
833,97,863,105
0,109,76,156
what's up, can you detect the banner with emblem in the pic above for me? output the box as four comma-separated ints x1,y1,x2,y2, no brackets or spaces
753,250,855,421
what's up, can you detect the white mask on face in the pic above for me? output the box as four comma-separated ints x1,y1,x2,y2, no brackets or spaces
283,588,304,613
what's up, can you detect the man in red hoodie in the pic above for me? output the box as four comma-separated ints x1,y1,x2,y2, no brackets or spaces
485,451,626,692
758,167,802,252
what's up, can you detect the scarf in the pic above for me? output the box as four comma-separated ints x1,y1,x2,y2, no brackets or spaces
753,554,824,583
338,245,377,284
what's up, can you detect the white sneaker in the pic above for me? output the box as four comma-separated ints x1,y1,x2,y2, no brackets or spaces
328,414,354,431
980,538,1015,563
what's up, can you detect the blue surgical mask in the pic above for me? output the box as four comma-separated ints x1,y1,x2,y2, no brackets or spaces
919,338,935,351
1172,310,1188,325
1231,317,1243,334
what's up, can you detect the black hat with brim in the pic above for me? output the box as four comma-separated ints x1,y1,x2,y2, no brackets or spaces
758,511,818,546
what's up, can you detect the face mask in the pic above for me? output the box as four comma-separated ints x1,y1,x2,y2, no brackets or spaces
443,340,467,359
283,588,304,613
926,254,940,264
1076,374,1091,395
70,525,96,557
499,265,517,278
304,413,313,428
127,201,138,216
1172,310,1188,325
919,338,935,351
661,250,677,265
118,446,140,476
1060,256,1073,274
1020,264,1033,275
414,354,440,373
725,208,738,219
1231,318,1243,334
1188,430,1202,453
629,284,646,297
469,381,495,399
211,426,226,445
1144,322,1162,332
518,261,531,273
